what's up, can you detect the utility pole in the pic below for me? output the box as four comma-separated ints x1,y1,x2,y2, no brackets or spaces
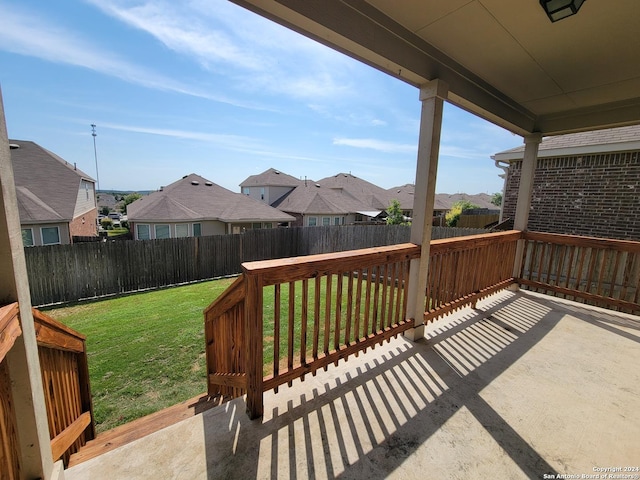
91,124,100,191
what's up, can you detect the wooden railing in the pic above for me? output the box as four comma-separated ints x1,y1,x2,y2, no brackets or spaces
33,308,95,466
204,243,420,418
0,303,22,480
204,275,246,399
425,231,521,322
518,232,640,315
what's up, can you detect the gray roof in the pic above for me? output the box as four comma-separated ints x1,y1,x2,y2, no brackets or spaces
240,168,303,188
128,174,294,223
387,185,495,211
273,173,395,216
494,125,640,160
10,140,94,224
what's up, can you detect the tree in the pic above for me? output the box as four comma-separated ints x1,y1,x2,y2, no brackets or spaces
99,206,110,216
445,200,479,227
386,199,409,225
122,193,142,214
491,192,503,207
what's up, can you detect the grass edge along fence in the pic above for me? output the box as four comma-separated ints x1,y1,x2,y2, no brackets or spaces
25,225,488,307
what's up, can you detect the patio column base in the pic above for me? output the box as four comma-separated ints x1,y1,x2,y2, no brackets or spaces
404,324,425,341
507,283,520,292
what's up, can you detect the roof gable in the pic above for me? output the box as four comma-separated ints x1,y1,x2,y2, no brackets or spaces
240,168,303,188
128,173,294,223
10,140,95,223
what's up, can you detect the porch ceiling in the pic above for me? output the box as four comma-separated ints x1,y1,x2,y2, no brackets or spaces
230,0,640,136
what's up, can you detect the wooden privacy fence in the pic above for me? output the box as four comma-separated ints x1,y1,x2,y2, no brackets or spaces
424,230,520,322
205,243,421,418
25,225,488,306
518,231,640,315
0,304,94,473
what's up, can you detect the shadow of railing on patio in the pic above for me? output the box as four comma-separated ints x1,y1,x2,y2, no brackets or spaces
202,291,568,479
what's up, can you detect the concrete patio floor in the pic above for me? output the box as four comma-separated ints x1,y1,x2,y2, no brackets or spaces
64,290,640,480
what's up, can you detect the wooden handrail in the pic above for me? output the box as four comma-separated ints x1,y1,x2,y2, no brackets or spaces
522,231,640,253
430,230,521,254
203,275,245,320
0,303,21,363
242,243,421,286
50,412,91,462
518,232,640,314
33,308,85,353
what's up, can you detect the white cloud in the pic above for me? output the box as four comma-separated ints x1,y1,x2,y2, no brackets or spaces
84,0,356,99
333,137,416,154
0,5,267,109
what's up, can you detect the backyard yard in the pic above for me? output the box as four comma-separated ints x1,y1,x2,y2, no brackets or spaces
45,277,235,432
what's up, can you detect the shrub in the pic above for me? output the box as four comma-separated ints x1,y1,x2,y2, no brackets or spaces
100,217,114,230
445,200,479,227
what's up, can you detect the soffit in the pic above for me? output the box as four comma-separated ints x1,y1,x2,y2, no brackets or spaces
231,0,640,136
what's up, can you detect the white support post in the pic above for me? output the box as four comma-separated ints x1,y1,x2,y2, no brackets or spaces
511,133,542,282
405,80,448,341
0,90,56,478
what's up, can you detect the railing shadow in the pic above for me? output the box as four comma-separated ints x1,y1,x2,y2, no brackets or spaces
200,290,583,479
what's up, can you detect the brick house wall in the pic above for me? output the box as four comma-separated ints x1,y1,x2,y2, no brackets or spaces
502,151,640,241
69,208,98,238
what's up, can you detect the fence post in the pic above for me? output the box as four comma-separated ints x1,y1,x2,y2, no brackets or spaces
244,270,263,419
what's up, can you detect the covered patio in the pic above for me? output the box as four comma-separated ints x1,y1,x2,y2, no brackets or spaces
64,289,640,479
1,1,640,479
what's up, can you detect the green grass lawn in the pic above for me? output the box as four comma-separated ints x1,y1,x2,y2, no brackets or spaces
45,273,402,433
45,277,235,433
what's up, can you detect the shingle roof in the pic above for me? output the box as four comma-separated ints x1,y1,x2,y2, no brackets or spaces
387,185,495,211
240,168,303,187
10,140,94,224
272,173,395,215
317,173,393,210
128,174,294,223
494,125,640,159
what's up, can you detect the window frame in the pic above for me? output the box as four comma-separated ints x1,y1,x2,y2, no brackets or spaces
193,223,202,237
308,216,317,226
41,226,61,246
136,224,151,240
175,224,189,238
154,224,171,239
22,228,34,247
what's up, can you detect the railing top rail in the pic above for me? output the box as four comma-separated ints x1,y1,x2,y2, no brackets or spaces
242,243,420,286
203,275,246,319
33,307,86,353
523,231,640,253
0,302,19,328
429,230,522,254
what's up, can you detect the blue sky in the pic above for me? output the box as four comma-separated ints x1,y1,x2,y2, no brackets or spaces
0,0,522,194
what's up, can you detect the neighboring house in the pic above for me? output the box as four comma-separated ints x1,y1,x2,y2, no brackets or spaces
494,125,640,241
127,173,294,240
388,184,497,220
240,168,303,205
269,172,396,226
10,140,97,246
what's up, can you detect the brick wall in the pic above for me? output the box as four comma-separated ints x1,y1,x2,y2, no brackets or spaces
69,209,98,239
503,151,640,241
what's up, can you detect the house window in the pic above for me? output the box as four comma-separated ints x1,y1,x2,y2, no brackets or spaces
41,227,60,245
241,187,250,195
136,224,150,240
175,224,189,238
264,223,272,229
322,217,330,226
252,223,262,229
333,217,341,225
260,187,265,200
155,225,170,239
308,217,317,226
22,228,34,247
193,223,201,237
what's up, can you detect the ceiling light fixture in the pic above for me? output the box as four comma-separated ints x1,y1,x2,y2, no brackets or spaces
540,0,585,22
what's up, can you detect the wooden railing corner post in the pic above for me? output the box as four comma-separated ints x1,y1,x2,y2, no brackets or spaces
244,271,264,419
